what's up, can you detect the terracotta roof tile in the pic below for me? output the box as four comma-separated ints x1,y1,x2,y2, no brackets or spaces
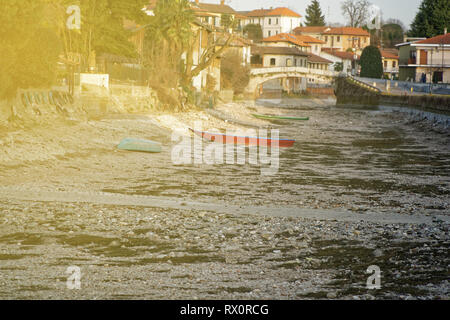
246,9,272,17
246,7,301,18
294,26,330,34
380,50,399,59
252,46,309,57
263,33,310,47
267,7,302,18
307,53,332,64
414,33,450,45
295,35,325,44
322,48,359,60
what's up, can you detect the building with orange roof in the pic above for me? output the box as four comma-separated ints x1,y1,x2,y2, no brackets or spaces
146,1,241,32
262,33,326,55
191,0,239,31
262,33,310,52
306,53,332,71
251,46,308,68
293,26,330,40
321,48,360,74
380,49,399,79
294,26,370,54
397,32,450,83
295,35,326,55
240,7,302,38
322,27,370,54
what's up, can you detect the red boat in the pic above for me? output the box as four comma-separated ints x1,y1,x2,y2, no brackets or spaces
189,129,295,148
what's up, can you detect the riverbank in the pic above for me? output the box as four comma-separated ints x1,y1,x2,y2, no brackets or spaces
0,97,449,300
335,77,450,113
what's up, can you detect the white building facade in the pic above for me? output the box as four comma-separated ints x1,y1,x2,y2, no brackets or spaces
242,8,302,38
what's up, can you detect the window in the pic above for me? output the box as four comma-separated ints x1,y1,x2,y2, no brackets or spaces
393,61,396,68
294,59,297,66
269,18,272,25
276,18,279,25
325,36,328,42
270,58,276,66
268,31,271,37
337,36,341,42
433,71,443,83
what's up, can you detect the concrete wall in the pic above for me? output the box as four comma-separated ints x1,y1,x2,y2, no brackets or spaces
335,76,450,112
80,73,110,89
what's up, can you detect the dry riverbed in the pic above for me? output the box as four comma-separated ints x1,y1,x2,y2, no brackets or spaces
0,98,449,300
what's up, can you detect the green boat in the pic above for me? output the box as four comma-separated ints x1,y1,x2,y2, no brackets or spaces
118,138,162,153
252,114,309,121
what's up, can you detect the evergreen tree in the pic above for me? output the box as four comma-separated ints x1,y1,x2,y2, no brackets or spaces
360,46,383,79
409,0,450,38
305,0,326,26
80,0,148,58
50,0,148,71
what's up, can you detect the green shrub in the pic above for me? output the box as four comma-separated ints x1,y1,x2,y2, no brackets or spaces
360,46,383,79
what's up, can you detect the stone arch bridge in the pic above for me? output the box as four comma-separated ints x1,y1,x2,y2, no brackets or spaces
246,67,338,98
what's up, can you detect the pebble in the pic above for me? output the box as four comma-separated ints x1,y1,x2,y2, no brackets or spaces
327,292,337,299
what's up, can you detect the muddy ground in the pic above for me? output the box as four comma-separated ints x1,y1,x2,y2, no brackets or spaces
0,99,448,300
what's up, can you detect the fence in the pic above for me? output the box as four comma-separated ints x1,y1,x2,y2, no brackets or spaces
355,76,450,95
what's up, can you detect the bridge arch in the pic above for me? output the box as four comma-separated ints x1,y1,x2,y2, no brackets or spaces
254,75,306,99
245,67,337,99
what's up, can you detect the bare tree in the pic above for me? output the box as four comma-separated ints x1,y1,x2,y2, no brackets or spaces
341,0,371,27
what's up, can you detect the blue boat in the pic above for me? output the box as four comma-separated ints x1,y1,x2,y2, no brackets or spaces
118,138,162,153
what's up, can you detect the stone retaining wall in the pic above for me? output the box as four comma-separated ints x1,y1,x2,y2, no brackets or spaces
0,85,160,129
335,77,450,113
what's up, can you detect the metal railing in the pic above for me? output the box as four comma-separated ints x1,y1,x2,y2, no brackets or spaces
250,66,338,77
355,76,450,95
348,76,382,93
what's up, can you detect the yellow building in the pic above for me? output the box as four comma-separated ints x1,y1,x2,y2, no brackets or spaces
294,26,370,55
322,27,370,54
381,49,399,79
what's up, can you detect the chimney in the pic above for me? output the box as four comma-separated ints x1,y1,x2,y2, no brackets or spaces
195,0,199,4
220,0,224,5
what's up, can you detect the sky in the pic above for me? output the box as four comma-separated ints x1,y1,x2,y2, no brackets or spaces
226,0,422,30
